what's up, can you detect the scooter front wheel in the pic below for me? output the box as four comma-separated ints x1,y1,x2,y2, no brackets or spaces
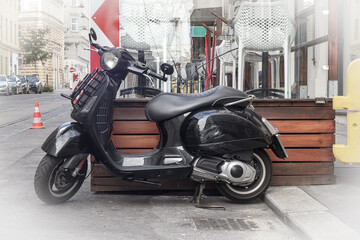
34,154,88,204
216,149,272,202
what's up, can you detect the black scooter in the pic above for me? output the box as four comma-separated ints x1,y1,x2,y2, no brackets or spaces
34,29,287,205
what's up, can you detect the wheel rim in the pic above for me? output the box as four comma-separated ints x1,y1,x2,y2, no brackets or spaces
48,160,80,198
225,153,266,195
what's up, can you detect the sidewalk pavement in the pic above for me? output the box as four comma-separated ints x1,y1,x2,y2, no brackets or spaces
264,117,360,239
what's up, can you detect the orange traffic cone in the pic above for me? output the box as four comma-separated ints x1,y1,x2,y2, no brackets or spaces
30,101,45,129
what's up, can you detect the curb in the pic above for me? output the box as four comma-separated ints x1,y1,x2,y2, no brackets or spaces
265,186,360,240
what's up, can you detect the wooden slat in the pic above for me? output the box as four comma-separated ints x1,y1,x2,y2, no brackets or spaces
271,175,336,186
255,107,335,120
111,135,159,149
112,103,334,120
280,134,335,148
111,132,334,149
253,99,333,107
113,108,147,120
266,148,335,162
270,120,335,133
114,98,333,108
113,98,150,106
112,121,159,134
92,164,112,177
273,162,334,176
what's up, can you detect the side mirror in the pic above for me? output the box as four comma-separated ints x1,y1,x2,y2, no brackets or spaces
89,28,97,42
160,63,174,75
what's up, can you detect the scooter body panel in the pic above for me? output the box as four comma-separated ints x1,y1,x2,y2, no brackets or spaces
181,107,272,157
41,122,89,157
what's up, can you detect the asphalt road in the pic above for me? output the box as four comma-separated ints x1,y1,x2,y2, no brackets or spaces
0,90,301,240
0,91,70,128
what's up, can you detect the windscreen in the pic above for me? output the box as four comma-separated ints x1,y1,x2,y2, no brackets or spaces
27,76,38,83
17,76,26,83
8,77,16,82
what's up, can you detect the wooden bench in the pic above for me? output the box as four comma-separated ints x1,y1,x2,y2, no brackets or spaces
91,98,335,192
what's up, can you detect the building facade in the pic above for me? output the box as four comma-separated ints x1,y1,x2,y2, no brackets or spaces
19,0,65,89
64,0,90,89
0,0,20,76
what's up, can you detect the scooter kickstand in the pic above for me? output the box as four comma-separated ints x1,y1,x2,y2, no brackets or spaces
193,183,225,210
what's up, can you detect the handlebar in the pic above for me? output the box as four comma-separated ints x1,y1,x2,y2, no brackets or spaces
127,65,167,82
60,93,72,100
147,69,167,82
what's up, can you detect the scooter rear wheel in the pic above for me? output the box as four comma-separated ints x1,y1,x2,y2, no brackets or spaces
216,149,272,202
34,154,87,204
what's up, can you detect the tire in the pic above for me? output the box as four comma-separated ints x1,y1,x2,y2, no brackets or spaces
34,154,88,204
216,149,272,202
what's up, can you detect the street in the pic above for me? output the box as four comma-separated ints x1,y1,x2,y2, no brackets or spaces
0,91,69,128
0,91,300,240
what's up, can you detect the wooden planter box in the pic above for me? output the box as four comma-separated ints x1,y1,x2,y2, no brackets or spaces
91,98,335,192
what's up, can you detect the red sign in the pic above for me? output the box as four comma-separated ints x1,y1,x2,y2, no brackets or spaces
90,0,120,72
70,67,75,73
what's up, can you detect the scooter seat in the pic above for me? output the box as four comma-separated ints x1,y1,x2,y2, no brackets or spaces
145,86,249,122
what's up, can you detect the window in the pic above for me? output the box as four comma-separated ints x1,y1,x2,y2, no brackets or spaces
71,18,77,31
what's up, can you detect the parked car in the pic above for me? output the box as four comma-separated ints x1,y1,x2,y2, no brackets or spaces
0,75,11,96
17,75,30,94
27,75,42,94
7,76,22,94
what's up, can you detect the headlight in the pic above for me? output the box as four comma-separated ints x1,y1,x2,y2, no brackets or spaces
101,51,118,71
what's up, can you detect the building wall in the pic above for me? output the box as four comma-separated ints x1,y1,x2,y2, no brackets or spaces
0,0,19,76
64,0,90,89
19,0,64,89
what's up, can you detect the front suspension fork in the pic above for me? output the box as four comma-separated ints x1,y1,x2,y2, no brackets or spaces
71,157,88,177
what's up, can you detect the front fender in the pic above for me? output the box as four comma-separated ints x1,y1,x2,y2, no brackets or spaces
42,122,90,157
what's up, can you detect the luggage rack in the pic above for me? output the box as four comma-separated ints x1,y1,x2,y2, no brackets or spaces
70,69,107,110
